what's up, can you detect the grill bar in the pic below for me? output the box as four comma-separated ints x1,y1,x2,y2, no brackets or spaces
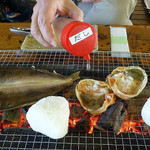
0,50,150,150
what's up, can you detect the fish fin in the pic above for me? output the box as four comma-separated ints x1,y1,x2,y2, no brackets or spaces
53,70,66,78
53,70,57,74
31,66,50,74
31,66,35,69
70,71,80,81
39,69,50,74
53,70,80,80
35,68,50,74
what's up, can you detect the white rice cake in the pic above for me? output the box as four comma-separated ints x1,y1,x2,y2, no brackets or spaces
26,96,70,139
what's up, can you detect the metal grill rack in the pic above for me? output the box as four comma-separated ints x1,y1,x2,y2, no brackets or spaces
0,50,150,150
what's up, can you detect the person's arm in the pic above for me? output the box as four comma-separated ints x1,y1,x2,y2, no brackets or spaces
31,0,83,47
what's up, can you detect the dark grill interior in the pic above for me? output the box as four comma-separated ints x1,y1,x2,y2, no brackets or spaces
0,50,150,150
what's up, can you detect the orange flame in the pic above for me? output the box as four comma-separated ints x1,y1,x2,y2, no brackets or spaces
69,102,81,107
0,108,30,131
69,102,86,128
0,103,150,136
118,118,150,135
69,117,82,128
88,115,99,134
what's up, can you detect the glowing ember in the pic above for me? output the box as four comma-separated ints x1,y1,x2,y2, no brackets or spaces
69,102,86,128
69,102,81,108
69,102,99,134
0,108,30,131
88,115,99,134
69,117,82,128
118,118,150,135
0,102,149,136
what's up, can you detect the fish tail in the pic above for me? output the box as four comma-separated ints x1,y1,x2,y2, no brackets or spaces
70,71,80,81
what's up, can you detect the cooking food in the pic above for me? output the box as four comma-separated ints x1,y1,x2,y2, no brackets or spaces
75,79,116,115
106,66,147,100
26,96,70,139
141,97,150,127
0,66,80,111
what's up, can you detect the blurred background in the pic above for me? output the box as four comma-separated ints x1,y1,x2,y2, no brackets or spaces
0,0,35,22
0,0,150,24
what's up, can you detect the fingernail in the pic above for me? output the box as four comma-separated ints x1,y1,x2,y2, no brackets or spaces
51,40,57,47
78,16,83,22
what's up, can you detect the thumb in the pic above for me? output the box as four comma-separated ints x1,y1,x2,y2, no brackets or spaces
67,3,84,21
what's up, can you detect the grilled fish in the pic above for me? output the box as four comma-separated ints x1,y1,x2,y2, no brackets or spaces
0,66,80,111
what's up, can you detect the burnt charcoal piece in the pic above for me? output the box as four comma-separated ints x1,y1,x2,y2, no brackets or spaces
2,109,21,124
70,104,85,119
95,100,128,133
74,113,92,133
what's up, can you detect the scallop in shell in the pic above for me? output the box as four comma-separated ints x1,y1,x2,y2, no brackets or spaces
106,66,148,100
75,79,116,115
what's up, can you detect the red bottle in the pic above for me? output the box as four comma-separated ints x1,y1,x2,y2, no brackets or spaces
53,17,97,61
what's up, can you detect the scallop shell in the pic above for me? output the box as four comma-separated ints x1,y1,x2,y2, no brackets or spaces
75,79,116,115
106,66,148,100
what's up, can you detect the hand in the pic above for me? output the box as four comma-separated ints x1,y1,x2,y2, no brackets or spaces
82,0,101,3
31,0,83,47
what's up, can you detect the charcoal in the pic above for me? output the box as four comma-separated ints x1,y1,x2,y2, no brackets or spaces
73,113,91,133
70,104,85,119
95,100,128,133
2,109,21,124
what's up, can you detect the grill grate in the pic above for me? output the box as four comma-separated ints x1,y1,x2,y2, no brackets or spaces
0,50,150,150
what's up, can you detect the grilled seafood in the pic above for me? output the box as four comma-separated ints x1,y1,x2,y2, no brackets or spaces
75,79,116,115
106,66,148,100
0,66,80,110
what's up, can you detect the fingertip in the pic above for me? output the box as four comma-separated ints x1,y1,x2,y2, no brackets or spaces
68,2,84,22
71,11,84,22
77,16,83,22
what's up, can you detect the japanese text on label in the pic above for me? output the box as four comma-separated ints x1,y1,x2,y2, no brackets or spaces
69,27,93,45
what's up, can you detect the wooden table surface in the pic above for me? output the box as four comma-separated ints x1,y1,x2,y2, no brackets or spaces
0,23,150,53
